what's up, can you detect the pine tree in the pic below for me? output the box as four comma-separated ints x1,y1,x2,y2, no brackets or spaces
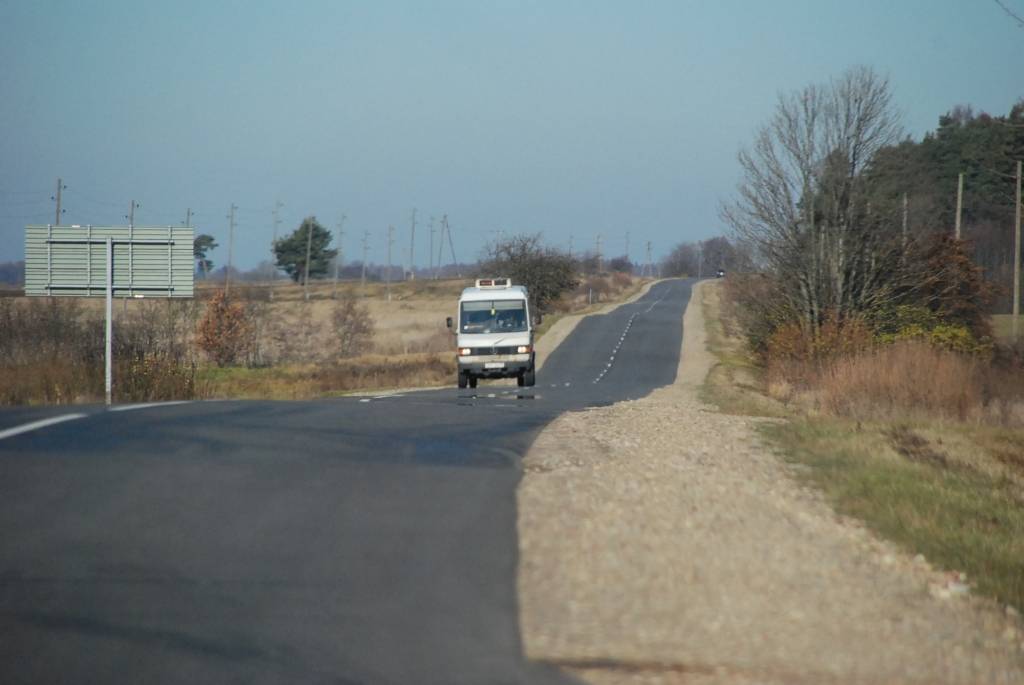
273,216,338,284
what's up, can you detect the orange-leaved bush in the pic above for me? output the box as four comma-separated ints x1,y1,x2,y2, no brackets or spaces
195,291,251,366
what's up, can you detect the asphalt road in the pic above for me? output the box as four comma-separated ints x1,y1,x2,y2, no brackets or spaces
0,278,693,685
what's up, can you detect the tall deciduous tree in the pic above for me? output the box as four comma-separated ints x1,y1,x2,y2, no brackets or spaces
273,217,338,284
722,65,903,332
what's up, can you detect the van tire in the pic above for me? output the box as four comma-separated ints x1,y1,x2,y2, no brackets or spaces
469,376,478,389
522,365,536,387
458,371,468,389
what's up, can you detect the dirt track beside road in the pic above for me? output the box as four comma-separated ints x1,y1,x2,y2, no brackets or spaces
517,280,1024,684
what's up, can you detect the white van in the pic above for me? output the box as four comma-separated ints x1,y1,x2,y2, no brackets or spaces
446,278,538,389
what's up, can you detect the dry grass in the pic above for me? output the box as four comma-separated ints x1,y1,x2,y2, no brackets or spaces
766,343,1024,426
198,353,455,400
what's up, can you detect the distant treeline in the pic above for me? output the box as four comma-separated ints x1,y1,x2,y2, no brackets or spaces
0,261,24,285
868,102,1024,312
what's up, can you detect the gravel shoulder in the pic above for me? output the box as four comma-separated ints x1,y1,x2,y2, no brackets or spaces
517,280,1024,684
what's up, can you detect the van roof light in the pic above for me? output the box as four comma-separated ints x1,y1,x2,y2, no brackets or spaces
475,277,510,289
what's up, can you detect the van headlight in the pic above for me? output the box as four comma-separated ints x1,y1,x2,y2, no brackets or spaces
517,345,531,354
459,348,472,356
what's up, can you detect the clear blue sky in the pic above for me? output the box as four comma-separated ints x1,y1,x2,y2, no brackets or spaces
1,0,1020,270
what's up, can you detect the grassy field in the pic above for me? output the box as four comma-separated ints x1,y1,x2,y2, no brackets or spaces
701,280,1024,610
0,274,646,403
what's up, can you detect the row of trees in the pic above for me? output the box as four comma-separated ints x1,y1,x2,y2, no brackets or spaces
193,217,337,284
723,66,1015,354
660,236,745,277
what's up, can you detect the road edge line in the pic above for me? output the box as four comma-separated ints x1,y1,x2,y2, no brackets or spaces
0,413,88,441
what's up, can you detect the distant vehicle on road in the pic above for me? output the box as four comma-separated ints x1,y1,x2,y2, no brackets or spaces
716,269,726,278
446,278,538,389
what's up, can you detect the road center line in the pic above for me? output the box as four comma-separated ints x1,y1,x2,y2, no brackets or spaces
592,283,675,384
0,414,87,441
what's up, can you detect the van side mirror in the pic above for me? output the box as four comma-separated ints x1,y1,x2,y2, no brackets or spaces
446,316,453,329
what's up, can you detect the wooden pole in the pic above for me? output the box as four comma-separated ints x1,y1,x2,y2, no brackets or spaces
1013,160,1021,344
955,172,964,239
303,218,314,301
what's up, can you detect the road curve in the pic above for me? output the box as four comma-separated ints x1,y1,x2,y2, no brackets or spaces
0,279,694,684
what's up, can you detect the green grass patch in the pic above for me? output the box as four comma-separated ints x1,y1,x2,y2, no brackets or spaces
993,314,1024,345
699,282,789,418
763,418,1024,609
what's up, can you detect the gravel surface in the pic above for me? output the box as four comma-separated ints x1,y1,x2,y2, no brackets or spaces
517,280,1024,684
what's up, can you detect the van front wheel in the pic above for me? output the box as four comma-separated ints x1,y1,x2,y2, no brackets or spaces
458,371,469,389
521,365,536,387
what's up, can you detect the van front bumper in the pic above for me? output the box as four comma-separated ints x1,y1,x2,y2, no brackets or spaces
458,353,532,377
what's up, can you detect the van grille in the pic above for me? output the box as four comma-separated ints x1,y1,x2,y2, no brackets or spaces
468,346,520,355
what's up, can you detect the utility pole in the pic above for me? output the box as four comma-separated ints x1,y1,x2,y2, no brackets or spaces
226,203,237,294
625,231,630,263
1013,160,1021,344
568,233,573,258
360,230,370,297
303,218,314,302
645,241,652,278
436,214,447,279
386,225,395,302
955,171,964,239
901,192,909,252
333,214,346,299
444,214,458,277
185,208,192,228
595,234,603,272
53,178,65,225
128,199,138,226
697,242,703,279
408,208,417,280
270,200,283,301
428,215,435,279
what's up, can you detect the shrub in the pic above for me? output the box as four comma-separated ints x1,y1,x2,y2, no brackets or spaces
817,343,984,422
331,298,375,358
766,312,874,363
908,234,997,339
196,291,251,366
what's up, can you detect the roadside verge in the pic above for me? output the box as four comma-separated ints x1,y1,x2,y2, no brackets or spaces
517,280,1023,684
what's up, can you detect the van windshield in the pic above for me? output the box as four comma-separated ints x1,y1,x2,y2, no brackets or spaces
460,300,527,334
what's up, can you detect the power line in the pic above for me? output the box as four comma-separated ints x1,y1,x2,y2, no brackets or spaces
994,0,1024,27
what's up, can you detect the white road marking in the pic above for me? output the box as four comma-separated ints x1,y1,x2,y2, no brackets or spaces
592,285,675,384
359,398,372,403
108,401,190,412
0,414,87,441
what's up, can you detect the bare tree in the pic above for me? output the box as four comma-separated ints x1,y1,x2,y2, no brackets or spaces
480,234,578,312
722,66,904,332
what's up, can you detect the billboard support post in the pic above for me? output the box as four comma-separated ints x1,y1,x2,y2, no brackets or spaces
105,236,113,406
